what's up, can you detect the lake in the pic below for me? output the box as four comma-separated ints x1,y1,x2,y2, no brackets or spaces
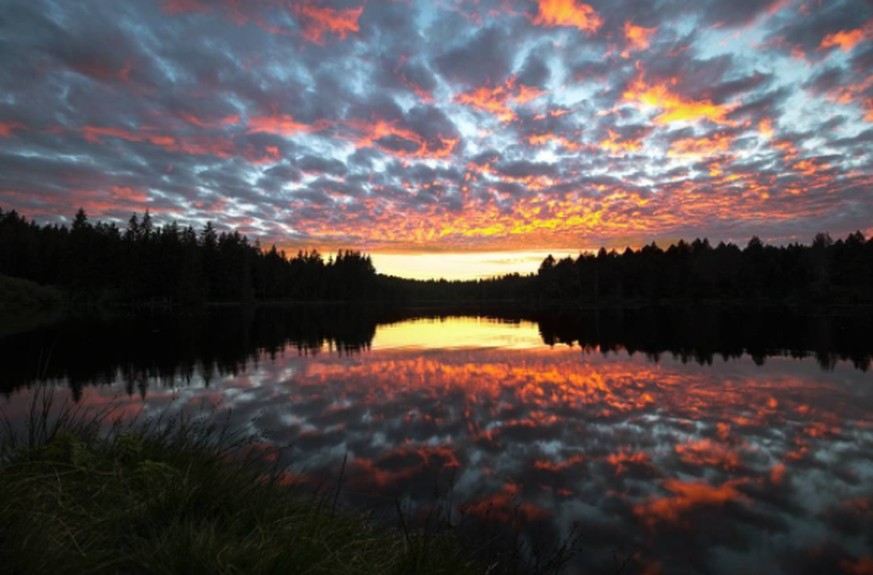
1,306,872,574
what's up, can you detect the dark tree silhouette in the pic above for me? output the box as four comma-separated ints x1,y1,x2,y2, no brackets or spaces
1,206,872,306
531,232,872,305
0,208,381,305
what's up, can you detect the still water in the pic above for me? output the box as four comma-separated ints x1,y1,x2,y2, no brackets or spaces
2,307,872,574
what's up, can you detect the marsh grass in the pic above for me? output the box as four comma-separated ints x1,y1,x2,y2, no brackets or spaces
0,386,480,575
0,385,585,574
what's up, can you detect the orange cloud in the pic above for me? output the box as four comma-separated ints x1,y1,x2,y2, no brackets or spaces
341,118,458,160
533,454,585,472
243,144,281,165
623,71,738,125
0,121,25,138
361,189,643,250
60,186,175,219
622,21,657,58
527,133,583,151
180,112,241,129
82,125,234,157
247,114,328,137
462,482,550,524
758,118,773,138
109,185,150,203
287,180,691,251
515,83,547,104
455,76,546,123
817,75,873,122
793,157,831,177
667,132,733,159
634,479,748,527
81,126,148,144
275,142,865,253
772,137,798,161
675,439,742,471
600,129,645,155
294,3,363,45
456,83,517,123
532,0,602,33
175,136,236,157
819,21,873,52
347,444,460,491
607,450,651,474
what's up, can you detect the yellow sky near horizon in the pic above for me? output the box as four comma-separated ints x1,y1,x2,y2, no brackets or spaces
370,249,581,281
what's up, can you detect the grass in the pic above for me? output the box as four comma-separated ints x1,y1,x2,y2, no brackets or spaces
0,385,586,574
0,391,483,575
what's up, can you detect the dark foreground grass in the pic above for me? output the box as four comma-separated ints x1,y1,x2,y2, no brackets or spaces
0,403,482,575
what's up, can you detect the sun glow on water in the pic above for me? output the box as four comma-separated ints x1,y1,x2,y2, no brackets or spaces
372,316,544,350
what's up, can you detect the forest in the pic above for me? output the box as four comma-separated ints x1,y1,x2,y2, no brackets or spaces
0,208,377,304
1,207,872,306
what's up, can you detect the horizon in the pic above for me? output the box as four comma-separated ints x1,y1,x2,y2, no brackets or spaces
0,1,871,280
4,205,866,282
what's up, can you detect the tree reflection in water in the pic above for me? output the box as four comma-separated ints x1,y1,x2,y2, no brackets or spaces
1,307,871,574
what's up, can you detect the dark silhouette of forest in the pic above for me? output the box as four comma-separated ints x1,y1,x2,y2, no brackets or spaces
1,207,872,305
533,234,873,305
0,208,377,304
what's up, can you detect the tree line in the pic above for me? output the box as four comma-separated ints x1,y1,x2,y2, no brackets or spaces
380,232,873,305
534,233,873,304
1,206,871,305
0,208,377,305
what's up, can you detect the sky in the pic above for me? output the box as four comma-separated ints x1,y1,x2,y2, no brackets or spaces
0,0,871,279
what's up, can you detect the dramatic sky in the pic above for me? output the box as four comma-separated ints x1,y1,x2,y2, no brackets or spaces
1,0,871,279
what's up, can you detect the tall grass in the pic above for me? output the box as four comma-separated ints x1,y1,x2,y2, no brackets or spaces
0,386,480,574
0,385,585,574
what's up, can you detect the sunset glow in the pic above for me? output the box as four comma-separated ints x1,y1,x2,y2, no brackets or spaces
0,0,871,278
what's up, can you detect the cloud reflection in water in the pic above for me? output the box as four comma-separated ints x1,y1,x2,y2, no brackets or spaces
201,318,873,574
7,316,873,574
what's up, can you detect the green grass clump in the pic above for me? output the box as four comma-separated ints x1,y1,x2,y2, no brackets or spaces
0,417,480,575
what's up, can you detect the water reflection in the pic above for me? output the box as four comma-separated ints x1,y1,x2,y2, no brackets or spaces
1,309,872,574
373,316,544,350
2,306,871,399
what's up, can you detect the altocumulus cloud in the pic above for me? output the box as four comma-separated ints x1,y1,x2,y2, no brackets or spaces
0,0,871,254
